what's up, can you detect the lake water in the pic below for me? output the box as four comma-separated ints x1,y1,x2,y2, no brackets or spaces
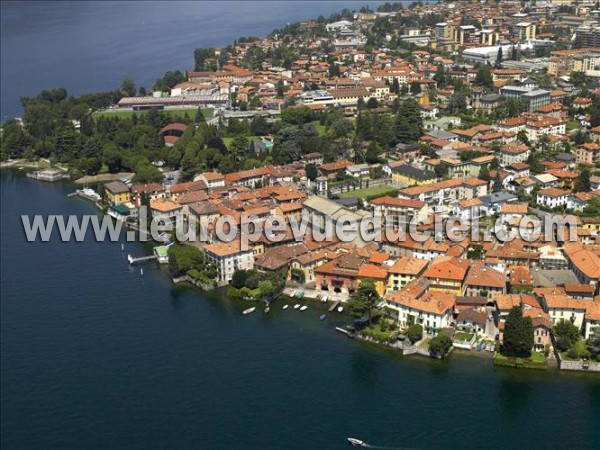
1,171,600,449
2,2,600,448
2,0,397,119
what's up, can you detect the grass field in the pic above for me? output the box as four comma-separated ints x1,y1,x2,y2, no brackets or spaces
338,184,398,200
454,332,474,342
311,121,327,136
493,351,547,370
93,108,214,121
222,135,261,148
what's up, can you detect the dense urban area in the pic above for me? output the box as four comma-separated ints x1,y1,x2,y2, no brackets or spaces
3,0,600,371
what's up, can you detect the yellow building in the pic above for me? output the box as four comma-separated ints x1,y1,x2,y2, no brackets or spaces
422,258,470,294
290,250,329,284
480,29,499,46
547,50,600,77
357,264,389,297
386,257,429,294
275,202,303,222
391,165,437,186
104,181,131,205
513,22,536,41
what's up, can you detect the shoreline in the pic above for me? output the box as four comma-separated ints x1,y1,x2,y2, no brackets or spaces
10,171,598,375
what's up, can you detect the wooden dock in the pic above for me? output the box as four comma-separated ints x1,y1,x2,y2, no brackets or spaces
329,300,341,312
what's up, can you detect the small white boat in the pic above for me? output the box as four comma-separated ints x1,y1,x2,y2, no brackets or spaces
300,305,308,311
289,291,296,298
293,304,300,309
337,306,344,313
283,304,289,310
243,307,256,315
347,437,366,447
264,306,270,313
321,295,328,303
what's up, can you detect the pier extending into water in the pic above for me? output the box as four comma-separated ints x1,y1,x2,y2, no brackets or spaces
127,254,157,265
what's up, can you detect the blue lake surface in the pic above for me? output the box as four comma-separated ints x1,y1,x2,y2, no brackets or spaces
2,0,394,119
1,172,600,450
2,2,600,448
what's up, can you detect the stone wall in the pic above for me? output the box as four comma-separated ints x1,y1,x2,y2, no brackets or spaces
556,354,600,372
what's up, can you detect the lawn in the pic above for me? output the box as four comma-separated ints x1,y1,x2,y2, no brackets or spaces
493,350,547,370
311,120,327,136
454,332,474,342
93,108,214,121
222,135,261,148
338,184,398,201
360,322,395,342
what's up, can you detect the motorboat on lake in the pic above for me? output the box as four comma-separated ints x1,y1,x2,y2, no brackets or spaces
243,307,256,315
347,437,367,447
293,304,300,309
283,304,289,310
300,305,308,311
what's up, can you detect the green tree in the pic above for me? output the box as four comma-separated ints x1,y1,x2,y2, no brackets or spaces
407,324,423,344
553,319,581,352
120,78,136,97
492,172,503,192
495,46,503,67
429,332,453,358
168,244,206,277
474,65,493,89
478,165,491,182
348,279,380,325
410,81,422,95
502,306,533,357
434,161,449,179
574,168,591,192
433,65,446,87
305,163,318,181
229,136,248,166
366,97,379,109
396,98,423,143
365,141,382,164
466,244,484,260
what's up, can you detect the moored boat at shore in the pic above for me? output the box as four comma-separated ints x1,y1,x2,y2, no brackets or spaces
242,307,256,315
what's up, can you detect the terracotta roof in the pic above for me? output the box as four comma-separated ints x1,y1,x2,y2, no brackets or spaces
387,257,429,276
204,240,251,257
495,294,536,312
464,261,505,289
423,257,470,282
539,188,569,197
358,263,388,279
131,183,164,194
562,242,600,280
170,180,207,194
369,252,390,265
150,199,182,213
370,196,426,209
500,203,528,214
544,294,588,311
386,286,455,316
159,123,188,134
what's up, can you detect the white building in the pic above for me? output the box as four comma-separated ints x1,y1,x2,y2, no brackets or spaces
536,188,569,209
204,241,255,284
